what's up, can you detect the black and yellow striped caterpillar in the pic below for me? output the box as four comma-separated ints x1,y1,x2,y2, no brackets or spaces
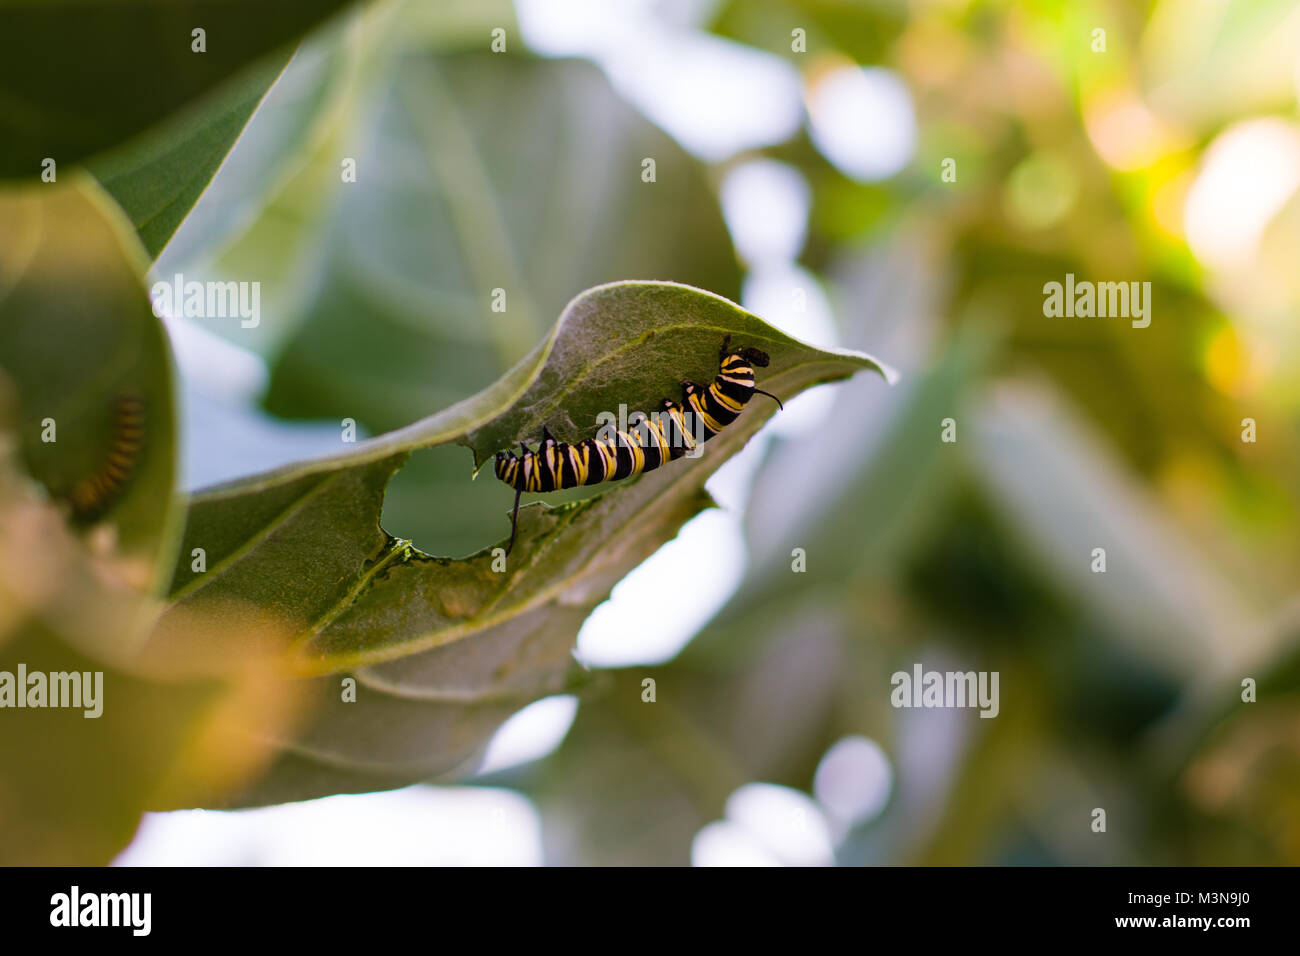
66,391,146,522
493,336,782,553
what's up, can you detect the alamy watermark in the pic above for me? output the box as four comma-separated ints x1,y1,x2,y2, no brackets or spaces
594,403,706,458
890,664,999,718
1043,273,1151,328
0,664,103,718
50,886,150,935
150,272,260,328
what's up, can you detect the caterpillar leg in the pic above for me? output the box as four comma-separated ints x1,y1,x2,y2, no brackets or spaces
506,485,522,555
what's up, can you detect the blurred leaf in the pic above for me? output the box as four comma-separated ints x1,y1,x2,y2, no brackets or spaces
0,448,305,863
685,319,994,667
1157,602,1300,865
1178,667,1300,864
0,177,178,593
708,0,906,66
519,608,849,865
903,674,1050,866
0,179,299,863
152,281,888,803
165,0,522,357
1142,0,1300,128
0,0,360,177
258,51,746,420
965,377,1264,678
155,2,382,299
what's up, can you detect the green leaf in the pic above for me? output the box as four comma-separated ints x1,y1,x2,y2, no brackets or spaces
0,0,360,179
162,3,523,358
153,4,375,271
0,179,297,863
86,49,295,261
153,280,891,803
0,177,178,586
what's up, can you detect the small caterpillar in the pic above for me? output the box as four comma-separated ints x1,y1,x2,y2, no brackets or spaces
493,336,782,553
66,391,146,522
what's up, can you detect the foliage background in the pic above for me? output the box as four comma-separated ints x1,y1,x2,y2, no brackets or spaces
3,0,1299,865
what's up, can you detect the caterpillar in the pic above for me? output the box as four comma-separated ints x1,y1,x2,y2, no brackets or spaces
493,335,782,553
66,391,146,522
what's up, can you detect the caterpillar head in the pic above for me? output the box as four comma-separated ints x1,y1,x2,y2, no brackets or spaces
738,346,770,368
493,451,511,479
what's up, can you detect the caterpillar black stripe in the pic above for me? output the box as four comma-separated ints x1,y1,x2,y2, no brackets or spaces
493,336,782,553
67,391,146,522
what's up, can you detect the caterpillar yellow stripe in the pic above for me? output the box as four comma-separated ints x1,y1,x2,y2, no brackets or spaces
492,336,782,553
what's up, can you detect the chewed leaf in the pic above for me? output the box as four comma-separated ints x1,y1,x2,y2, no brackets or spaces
154,279,893,802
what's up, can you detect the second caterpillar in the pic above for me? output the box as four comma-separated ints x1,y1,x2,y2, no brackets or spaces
493,336,783,553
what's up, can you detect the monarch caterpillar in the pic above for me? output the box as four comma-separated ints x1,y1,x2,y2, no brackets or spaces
66,391,146,522
493,335,782,553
